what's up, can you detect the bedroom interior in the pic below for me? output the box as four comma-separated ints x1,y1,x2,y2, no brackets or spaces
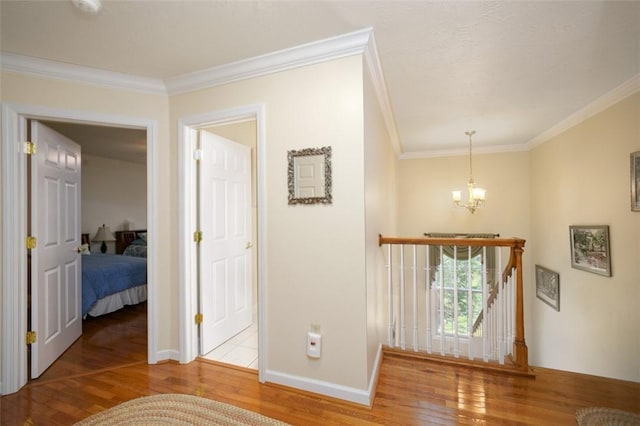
1,1,639,424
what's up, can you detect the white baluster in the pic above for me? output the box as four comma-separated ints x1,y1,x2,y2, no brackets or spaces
425,245,432,354
453,247,459,358
497,283,504,364
400,245,406,350
412,245,419,352
482,246,489,362
467,246,473,360
510,268,516,356
387,244,394,347
439,246,445,356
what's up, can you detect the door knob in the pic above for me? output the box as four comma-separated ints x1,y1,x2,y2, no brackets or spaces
245,242,253,249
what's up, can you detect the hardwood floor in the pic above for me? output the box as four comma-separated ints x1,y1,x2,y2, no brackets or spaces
2,305,639,425
32,302,147,383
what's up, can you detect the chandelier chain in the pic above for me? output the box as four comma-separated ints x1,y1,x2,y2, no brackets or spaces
466,130,476,183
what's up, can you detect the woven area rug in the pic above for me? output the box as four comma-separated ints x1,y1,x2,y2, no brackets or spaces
74,393,290,426
576,407,640,426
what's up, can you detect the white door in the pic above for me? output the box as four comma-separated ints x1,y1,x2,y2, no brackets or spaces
30,122,82,378
199,130,253,355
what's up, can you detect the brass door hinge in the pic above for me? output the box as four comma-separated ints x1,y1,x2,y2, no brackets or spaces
193,231,203,243
24,141,36,155
26,331,37,345
194,313,203,325
26,236,37,250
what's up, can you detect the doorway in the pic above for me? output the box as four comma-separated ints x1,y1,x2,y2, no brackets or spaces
197,126,256,369
1,103,157,395
27,119,149,381
177,104,266,381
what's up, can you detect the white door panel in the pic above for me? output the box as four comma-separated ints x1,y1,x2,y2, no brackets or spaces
31,121,82,378
199,130,252,355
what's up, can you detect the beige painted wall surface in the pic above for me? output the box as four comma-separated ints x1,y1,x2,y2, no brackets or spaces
363,62,397,381
0,72,172,384
82,154,147,253
170,56,370,390
530,92,640,382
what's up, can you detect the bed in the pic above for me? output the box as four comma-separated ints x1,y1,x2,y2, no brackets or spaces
81,229,148,317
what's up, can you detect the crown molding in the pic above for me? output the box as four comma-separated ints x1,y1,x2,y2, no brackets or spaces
165,28,374,96
399,143,530,160
527,73,640,149
0,52,167,95
1,28,378,99
363,32,402,157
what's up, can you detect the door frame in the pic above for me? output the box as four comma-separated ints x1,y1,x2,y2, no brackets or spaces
177,104,266,382
1,102,158,395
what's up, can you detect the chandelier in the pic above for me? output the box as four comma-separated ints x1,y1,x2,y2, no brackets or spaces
452,130,486,214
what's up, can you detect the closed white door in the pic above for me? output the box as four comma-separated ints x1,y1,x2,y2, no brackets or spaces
199,130,252,355
30,122,82,378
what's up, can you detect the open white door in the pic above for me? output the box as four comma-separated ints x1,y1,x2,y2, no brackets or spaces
199,130,252,355
30,122,82,378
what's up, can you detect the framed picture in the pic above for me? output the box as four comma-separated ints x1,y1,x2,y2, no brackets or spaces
569,225,611,277
287,146,332,205
535,265,559,311
632,151,640,212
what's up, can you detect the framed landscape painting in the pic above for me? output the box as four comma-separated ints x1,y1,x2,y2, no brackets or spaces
569,225,611,277
535,265,560,311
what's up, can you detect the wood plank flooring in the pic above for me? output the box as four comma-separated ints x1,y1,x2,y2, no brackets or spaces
33,302,147,383
2,303,639,425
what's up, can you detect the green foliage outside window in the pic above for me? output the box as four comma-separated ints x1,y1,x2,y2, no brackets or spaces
435,253,485,336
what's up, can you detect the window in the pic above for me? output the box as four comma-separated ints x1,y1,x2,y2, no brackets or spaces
435,251,485,336
426,233,497,338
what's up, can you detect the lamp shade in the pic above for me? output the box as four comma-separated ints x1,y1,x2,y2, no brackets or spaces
93,224,115,242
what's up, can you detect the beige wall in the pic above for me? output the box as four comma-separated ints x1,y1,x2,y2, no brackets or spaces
363,62,397,381
529,92,640,381
82,154,147,253
170,55,371,390
397,151,531,239
0,72,172,382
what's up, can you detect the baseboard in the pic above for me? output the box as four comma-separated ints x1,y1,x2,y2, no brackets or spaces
264,369,372,406
367,344,383,406
154,349,180,363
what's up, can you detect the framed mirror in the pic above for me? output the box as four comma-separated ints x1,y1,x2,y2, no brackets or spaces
288,146,332,205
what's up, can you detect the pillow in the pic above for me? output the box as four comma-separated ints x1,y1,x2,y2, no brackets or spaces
123,244,147,258
129,238,146,246
78,244,90,255
137,232,147,242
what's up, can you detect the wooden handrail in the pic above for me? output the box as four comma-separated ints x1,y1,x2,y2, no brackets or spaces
378,234,529,372
379,235,526,248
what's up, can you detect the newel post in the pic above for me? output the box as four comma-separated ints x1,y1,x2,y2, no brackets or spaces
512,240,529,371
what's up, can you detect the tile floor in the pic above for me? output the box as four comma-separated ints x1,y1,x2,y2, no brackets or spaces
201,321,258,369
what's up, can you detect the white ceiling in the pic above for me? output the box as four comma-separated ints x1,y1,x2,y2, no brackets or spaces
1,0,639,157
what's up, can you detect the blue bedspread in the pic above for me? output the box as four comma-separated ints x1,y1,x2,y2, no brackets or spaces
82,254,147,316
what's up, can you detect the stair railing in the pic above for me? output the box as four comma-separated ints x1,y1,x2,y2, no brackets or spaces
379,235,529,373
